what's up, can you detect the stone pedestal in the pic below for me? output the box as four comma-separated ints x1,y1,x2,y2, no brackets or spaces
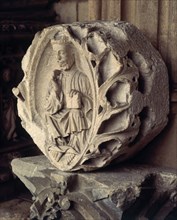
12,156,177,220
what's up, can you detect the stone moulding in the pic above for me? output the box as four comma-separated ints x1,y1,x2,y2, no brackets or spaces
11,156,177,220
13,21,169,171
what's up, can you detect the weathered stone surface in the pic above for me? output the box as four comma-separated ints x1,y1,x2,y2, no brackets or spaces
12,156,177,220
13,21,169,171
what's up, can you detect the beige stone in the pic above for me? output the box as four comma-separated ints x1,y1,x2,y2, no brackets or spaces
13,21,169,171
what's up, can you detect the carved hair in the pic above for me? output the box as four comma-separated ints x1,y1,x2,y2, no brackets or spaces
51,34,73,52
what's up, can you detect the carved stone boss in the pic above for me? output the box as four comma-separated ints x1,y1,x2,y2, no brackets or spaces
13,21,169,171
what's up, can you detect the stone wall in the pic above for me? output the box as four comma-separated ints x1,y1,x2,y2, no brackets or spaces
53,0,177,169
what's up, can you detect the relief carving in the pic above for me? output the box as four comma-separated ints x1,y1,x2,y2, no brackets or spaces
13,21,169,171
45,36,92,165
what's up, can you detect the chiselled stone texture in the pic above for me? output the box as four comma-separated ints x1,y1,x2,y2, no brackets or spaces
12,156,177,220
13,21,169,171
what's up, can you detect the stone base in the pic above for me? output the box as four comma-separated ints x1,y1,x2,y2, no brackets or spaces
12,156,177,220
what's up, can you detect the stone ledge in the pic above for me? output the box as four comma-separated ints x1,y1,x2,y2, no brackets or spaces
12,156,177,220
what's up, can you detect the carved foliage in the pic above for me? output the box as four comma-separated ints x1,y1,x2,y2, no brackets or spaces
30,181,68,220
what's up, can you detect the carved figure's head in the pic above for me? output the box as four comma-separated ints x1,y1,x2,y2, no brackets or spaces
51,35,75,71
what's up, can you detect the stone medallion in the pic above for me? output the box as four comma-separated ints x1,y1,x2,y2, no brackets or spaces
13,21,169,171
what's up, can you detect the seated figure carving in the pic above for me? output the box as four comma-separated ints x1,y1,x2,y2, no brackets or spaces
45,36,92,162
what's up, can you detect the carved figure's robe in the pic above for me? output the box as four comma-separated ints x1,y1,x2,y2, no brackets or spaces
45,70,92,140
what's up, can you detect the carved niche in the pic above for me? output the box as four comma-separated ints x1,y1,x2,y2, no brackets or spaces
13,21,169,171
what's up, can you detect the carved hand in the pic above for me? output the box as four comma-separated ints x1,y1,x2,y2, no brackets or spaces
69,89,80,98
